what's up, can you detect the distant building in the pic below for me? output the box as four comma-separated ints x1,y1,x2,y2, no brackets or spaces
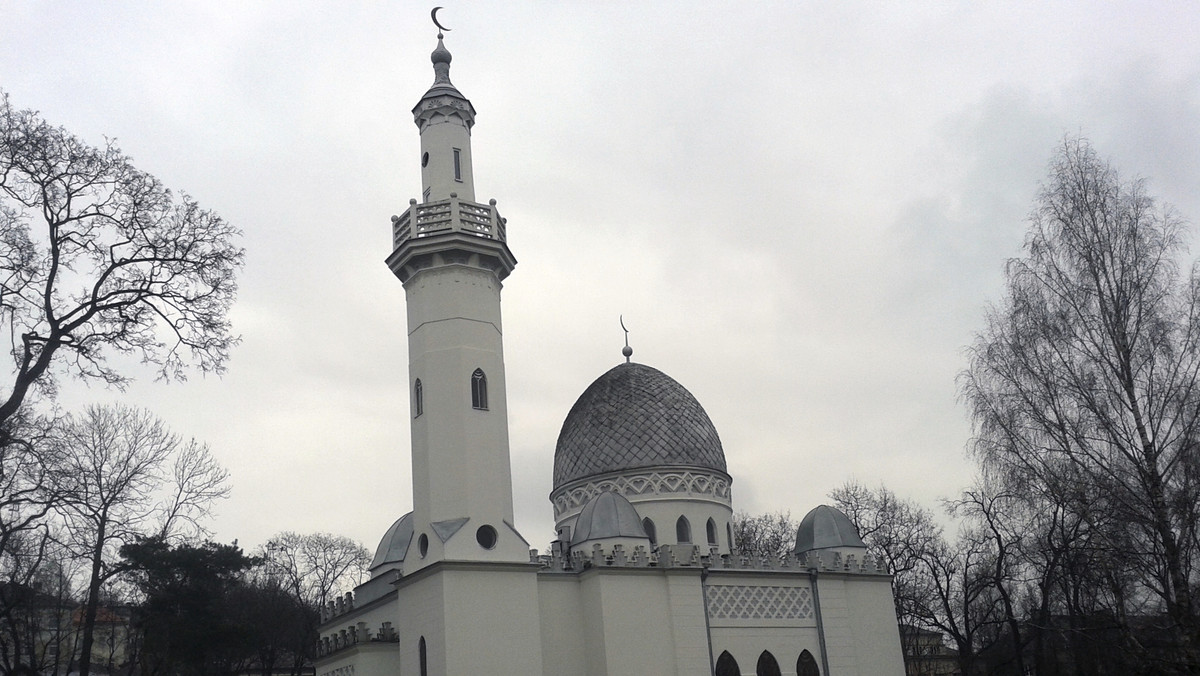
314,28,905,676
899,625,962,676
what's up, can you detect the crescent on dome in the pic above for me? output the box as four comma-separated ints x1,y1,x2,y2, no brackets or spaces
431,7,451,32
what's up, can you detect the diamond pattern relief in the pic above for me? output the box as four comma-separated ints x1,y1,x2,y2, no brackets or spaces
553,363,726,488
706,585,814,620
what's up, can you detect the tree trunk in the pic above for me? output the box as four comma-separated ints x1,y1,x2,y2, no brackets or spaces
77,521,106,676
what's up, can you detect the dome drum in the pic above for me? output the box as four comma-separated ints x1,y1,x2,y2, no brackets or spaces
551,465,732,521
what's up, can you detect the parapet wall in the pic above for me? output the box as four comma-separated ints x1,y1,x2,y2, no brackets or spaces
539,543,888,575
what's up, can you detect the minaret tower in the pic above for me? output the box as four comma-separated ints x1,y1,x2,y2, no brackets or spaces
386,31,527,569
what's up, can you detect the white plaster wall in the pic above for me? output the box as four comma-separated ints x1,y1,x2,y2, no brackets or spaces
391,566,543,676
633,496,734,555
815,573,905,676
579,569,678,676
404,262,531,568
537,576,586,676
709,626,823,676
395,572,446,676
418,110,475,202
440,567,544,675
845,575,906,676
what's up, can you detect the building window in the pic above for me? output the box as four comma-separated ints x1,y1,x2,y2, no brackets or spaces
707,518,718,545
471,368,488,409
796,650,820,676
642,517,657,546
476,524,498,549
756,651,782,676
676,516,691,543
716,651,741,676
453,148,462,181
419,637,428,676
414,379,423,417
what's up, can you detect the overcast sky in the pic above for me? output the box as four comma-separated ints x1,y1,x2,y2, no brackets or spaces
3,2,1199,556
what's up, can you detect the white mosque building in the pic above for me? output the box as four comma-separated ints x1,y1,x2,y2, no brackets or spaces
315,29,905,676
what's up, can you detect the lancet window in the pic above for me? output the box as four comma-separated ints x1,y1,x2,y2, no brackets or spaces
796,650,820,676
756,651,782,676
471,368,488,410
414,379,423,417
676,516,691,543
715,651,741,676
643,517,657,546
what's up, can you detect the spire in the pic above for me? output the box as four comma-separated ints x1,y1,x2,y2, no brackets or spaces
431,34,453,87
620,316,633,363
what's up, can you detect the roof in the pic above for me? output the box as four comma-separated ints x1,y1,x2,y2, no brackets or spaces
553,362,727,489
794,505,866,553
571,491,649,545
370,512,414,571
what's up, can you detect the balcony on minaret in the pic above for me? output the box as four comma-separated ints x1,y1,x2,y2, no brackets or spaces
391,194,506,249
386,193,516,284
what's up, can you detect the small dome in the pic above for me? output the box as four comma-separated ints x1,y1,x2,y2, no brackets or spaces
553,363,726,489
370,512,414,571
794,505,865,554
571,491,648,545
431,37,452,65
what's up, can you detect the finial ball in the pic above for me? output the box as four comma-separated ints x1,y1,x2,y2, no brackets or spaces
391,215,399,223
622,346,633,358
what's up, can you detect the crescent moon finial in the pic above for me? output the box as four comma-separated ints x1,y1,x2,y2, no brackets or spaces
431,7,451,33
620,315,633,363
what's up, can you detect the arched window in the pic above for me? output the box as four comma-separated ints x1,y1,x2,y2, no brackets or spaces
642,517,657,546
707,518,718,545
471,368,488,410
715,651,741,676
796,650,820,676
756,651,782,676
676,515,691,543
414,379,423,417
419,636,428,676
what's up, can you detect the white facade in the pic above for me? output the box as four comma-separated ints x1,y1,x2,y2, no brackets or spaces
315,31,905,676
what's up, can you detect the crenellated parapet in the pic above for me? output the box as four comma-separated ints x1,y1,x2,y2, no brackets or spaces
321,591,358,623
317,620,400,657
537,543,888,576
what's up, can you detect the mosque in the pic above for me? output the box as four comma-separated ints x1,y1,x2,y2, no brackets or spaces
314,27,905,676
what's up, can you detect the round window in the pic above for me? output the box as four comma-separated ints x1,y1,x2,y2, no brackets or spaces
421,152,429,167
476,525,498,549
418,533,429,557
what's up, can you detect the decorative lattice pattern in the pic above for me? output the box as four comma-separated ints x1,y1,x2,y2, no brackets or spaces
706,585,814,620
552,469,731,517
553,363,726,488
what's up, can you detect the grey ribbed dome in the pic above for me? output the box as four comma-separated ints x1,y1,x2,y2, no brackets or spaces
370,512,413,571
794,505,865,554
571,491,648,545
553,363,726,489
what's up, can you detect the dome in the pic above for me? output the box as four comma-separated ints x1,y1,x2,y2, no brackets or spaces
370,512,414,572
794,505,865,554
553,362,726,489
571,491,648,546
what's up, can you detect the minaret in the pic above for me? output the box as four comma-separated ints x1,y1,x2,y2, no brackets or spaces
386,32,526,569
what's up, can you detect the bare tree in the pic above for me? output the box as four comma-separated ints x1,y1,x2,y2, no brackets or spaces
0,92,243,439
730,511,797,561
256,532,369,676
962,136,1200,670
51,404,229,676
262,532,370,611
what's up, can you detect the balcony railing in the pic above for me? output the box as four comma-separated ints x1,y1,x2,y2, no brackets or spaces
392,196,507,250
